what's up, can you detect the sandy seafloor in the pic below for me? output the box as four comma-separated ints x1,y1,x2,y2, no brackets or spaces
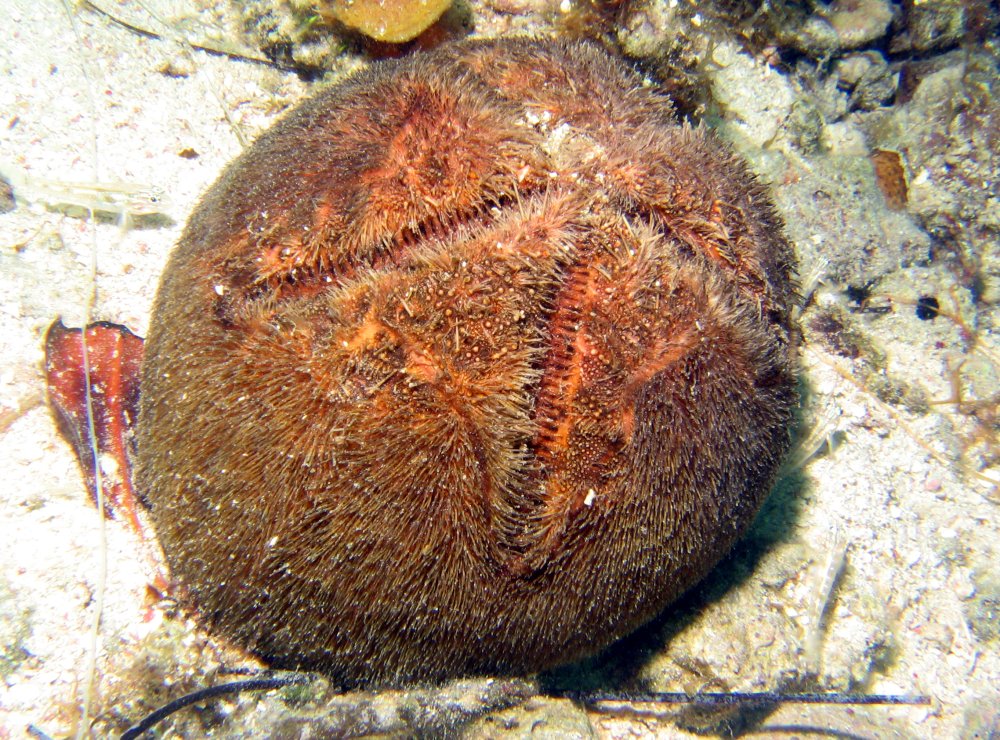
0,0,997,738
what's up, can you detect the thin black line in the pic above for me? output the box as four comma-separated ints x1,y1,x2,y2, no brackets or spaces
120,673,311,740
551,690,931,706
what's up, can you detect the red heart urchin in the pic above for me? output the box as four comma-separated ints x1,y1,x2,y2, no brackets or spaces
50,38,798,687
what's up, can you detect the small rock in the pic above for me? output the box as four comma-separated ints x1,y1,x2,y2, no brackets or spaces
965,569,1000,642
617,0,681,59
897,0,971,52
780,0,894,55
820,120,868,157
835,51,897,110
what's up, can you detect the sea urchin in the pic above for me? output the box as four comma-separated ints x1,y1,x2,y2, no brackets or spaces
122,38,797,686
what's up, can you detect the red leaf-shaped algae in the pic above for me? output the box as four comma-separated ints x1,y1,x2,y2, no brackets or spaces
44,319,145,536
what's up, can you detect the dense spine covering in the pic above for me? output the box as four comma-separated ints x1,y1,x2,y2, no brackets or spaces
136,39,798,686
